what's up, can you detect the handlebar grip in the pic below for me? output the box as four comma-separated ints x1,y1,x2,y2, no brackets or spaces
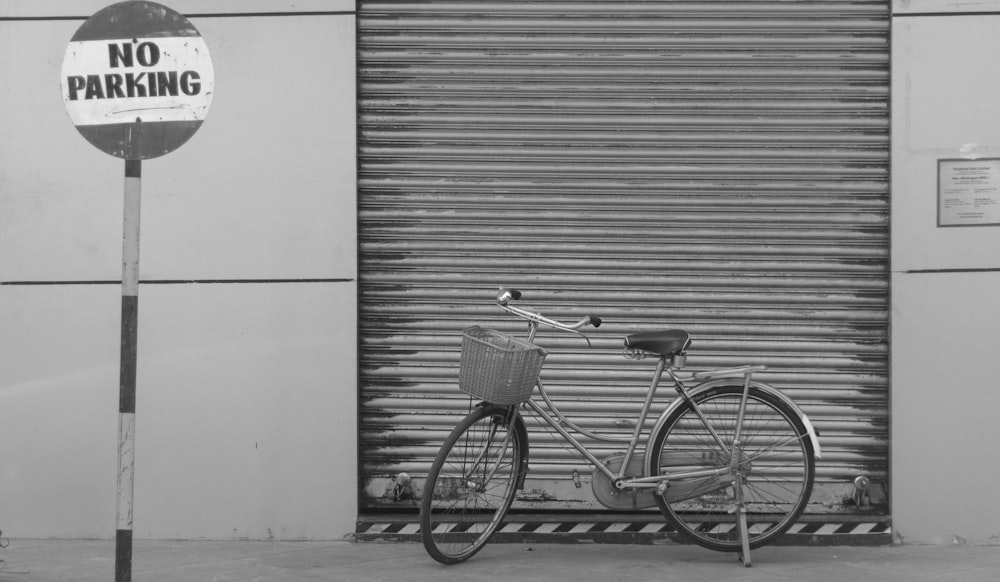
496,287,522,306
590,315,602,328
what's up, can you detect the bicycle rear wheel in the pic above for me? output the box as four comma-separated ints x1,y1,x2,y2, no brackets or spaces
420,404,525,564
648,385,815,552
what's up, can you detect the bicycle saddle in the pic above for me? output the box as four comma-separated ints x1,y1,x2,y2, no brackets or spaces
624,330,691,356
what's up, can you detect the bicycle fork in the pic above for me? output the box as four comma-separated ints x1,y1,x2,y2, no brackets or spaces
463,407,520,492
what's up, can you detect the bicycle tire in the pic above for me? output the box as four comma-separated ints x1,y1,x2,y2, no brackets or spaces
420,404,525,564
647,385,815,552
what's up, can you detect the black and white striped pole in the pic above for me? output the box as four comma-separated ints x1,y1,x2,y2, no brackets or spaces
60,3,213,581
116,157,141,582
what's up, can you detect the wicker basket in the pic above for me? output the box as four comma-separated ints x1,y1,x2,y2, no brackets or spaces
459,326,547,404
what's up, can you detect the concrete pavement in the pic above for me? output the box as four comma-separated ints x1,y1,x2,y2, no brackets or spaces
0,538,998,581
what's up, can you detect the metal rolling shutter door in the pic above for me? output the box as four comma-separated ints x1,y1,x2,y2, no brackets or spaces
358,1,889,515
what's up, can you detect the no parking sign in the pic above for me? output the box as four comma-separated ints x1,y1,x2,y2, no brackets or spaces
61,0,214,159
61,4,214,581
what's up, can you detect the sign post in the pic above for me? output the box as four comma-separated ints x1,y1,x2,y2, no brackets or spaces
60,3,213,581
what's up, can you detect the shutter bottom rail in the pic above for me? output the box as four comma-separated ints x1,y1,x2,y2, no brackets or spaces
356,512,892,546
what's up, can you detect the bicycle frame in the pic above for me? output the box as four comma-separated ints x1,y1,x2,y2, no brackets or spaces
516,312,746,497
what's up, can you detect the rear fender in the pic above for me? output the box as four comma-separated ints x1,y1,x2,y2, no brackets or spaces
646,379,821,467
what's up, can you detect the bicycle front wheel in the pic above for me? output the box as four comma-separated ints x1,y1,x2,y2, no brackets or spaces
420,404,525,564
648,385,815,552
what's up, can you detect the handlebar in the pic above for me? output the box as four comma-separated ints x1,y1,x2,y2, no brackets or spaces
496,287,602,332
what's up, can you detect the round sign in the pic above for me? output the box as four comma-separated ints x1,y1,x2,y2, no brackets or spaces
61,1,214,160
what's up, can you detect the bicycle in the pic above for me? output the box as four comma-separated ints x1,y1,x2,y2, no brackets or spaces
419,288,820,567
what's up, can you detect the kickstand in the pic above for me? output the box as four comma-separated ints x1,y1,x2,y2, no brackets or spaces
736,504,752,568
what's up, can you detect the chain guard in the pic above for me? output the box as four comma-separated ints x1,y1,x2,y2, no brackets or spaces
591,453,658,510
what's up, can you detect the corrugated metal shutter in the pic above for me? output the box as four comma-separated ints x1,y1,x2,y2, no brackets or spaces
357,1,889,515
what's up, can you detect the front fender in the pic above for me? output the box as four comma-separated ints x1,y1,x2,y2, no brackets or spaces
646,379,821,465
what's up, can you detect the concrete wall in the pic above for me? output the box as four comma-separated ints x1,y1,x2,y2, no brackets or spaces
891,1,1000,544
0,1,357,539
